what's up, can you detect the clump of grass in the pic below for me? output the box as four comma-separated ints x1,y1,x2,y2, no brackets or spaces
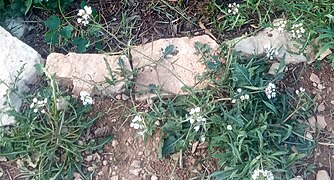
129,43,316,179
0,64,112,179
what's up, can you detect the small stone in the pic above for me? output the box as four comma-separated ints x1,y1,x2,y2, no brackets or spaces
305,132,313,140
316,170,330,180
312,82,318,87
111,175,119,180
318,103,326,112
197,164,203,171
316,115,327,129
151,175,158,180
85,155,93,162
308,116,316,128
98,171,104,176
87,166,95,172
112,171,117,176
331,100,334,105
191,141,199,154
115,94,122,100
103,160,108,166
112,140,119,148
310,73,320,84
290,176,303,180
102,166,109,174
73,172,81,178
144,150,151,157
318,84,325,90
138,151,143,156
0,157,7,162
131,160,141,168
122,94,129,101
129,169,141,176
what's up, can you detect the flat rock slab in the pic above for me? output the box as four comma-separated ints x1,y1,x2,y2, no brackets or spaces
46,53,131,96
0,26,44,126
132,35,218,100
234,27,311,65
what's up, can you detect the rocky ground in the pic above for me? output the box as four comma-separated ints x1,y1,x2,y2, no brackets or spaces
1,1,334,180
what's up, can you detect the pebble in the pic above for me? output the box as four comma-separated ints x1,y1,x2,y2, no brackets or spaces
98,171,104,176
122,94,130,101
0,157,7,162
151,175,158,180
318,84,325,90
316,170,330,180
115,94,122,100
197,164,203,171
112,140,119,148
308,116,316,128
103,160,108,166
87,166,95,172
312,82,318,87
305,132,313,140
144,150,151,157
316,115,327,129
310,73,321,84
331,100,334,105
110,175,119,180
191,141,199,154
85,155,93,162
0,167,3,177
129,168,141,176
138,151,143,156
318,102,326,112
290,176,303,180
131,160,141,168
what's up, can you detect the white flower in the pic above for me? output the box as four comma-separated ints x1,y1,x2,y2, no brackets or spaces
264,45,279,60
244,94,250,100
227,125,232,130
265,83,277,99
132,115,143,122
80,91,94,105
130,115,144,130
237,88,242,93
30,103,35,109
240,95,245,101
41,109,46,114
197,116,206,122
228,3,240,15
251,169,274,180
291,23,305,39
190,107,201,115
200,135,206,142
77,18,83,23
194,125,200,132
231,99,236,104
77,5,92,26
84,5,92,15
300,87,305,92
33,108,38,113
33,98,38,103
273,19,287,33
77,9,85,16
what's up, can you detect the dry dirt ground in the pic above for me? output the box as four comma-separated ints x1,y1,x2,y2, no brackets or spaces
83,99,218,180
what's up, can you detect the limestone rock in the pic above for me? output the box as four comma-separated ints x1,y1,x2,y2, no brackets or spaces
316,170,330,180
132,35,218,100
46,53,131,96
234,25,311,65
0,26,44,126
310,73,320,84
316,115,327,129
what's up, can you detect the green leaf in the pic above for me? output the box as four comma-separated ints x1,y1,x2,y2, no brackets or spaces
161,135,177,157
45,16,61,31
0,0,4,9
45,31,59,45
24,0,33,14
263,100,278,115
60,25,73,39
163,44,175,58
72,37,88,53
234,63,253,86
